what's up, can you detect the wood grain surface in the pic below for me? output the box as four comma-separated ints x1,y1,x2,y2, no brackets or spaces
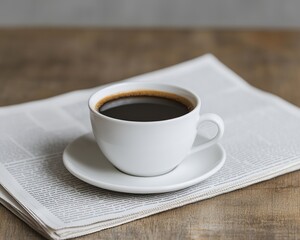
0,29,300,240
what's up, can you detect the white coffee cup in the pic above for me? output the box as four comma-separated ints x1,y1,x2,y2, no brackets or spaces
89,82,224,177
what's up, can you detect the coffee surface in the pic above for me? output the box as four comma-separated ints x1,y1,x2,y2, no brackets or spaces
97,90,193,122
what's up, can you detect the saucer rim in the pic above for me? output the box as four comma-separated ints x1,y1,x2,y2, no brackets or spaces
63,133,226,194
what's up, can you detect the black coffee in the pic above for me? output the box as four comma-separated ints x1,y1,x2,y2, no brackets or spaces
97,90,193,122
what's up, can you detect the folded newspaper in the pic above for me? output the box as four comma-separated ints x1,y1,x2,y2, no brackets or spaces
1,54,300,239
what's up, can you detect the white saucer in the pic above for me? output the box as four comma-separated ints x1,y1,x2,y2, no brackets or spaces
63,133,226,194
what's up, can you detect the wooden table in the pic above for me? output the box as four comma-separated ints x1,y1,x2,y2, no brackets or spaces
0,29,300,239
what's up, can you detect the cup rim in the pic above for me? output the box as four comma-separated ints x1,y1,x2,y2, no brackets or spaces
88,82,201,125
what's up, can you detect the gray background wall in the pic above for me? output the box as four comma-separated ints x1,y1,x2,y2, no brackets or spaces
1,0,300,28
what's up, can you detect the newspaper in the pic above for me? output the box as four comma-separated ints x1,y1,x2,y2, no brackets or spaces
1,54,300,239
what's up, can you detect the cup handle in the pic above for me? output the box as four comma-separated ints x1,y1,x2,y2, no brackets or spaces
189,113,224,155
